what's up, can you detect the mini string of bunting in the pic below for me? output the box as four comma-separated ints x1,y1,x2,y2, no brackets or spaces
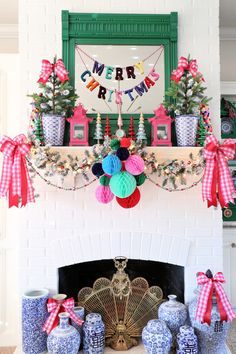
76,46,164,104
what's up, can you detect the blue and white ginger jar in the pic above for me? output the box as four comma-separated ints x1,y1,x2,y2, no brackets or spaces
177,325,198,353
188,288,231,354
22,288,49,354
47,312,80,354
142,319,172,354
71,306,85,344
158,294,188,336
83,313,105,354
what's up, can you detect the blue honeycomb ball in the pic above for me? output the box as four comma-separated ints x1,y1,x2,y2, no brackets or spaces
116,147,130,161
102,155,122,176
109,171,137,198
92,163,104,177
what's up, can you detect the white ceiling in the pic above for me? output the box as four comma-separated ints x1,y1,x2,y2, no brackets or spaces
0,0,18,24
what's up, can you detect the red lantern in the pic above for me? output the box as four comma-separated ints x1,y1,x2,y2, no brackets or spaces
116,187,140,208
66,103,93,146
148,104,173,146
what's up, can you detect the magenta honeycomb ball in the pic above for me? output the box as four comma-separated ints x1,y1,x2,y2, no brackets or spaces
95,185,114,204
109,171,137,198
102,154,122,176
125,155,145,175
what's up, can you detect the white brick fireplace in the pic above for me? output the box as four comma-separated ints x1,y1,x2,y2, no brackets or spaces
17,0,221,306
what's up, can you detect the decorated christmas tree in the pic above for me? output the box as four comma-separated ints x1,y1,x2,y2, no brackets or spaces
136,113,147,142
128,116,135,140
29,56,78,117
94,112,103,143
104,115,112,138
34,114,44,145
196,116,207,147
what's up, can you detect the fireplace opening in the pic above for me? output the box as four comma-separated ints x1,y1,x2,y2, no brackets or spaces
58,258,184,303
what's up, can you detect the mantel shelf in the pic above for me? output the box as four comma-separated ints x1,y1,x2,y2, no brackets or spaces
49,146,202,161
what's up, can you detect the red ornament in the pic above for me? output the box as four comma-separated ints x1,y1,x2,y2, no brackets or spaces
120,138,131,148
116,187,140,209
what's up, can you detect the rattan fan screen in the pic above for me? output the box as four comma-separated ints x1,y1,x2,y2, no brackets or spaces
77,257,163,351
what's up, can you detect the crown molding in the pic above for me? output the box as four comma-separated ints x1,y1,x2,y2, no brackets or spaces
221,81,236,95
0,24,18,39
220,27,236,40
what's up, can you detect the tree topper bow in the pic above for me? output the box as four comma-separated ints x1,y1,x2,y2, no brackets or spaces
38,58,69,84
171,56,202,83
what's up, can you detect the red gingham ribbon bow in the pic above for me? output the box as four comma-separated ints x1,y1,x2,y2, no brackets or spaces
0,135,35,208
42,297,84,334
171,56,201,83
196,272,235,325
202,135,236,208
37,59,69,84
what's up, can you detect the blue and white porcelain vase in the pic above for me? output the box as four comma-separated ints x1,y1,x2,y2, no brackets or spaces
176,325,198,353
158,294,188,337
22,288,49,354
71,306,85,344
142,319,172,354
188,288,230,354
175,115,199,146
47,312,80,354
83,313,105,354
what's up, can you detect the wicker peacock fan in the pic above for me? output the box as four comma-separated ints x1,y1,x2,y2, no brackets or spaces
77,256,163,351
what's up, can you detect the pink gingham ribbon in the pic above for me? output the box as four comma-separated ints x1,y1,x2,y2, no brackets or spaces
42,297,84,334
202,135,235,208
171,56,202,83
0,135,35,208
38,59,69,84
196,272,235,325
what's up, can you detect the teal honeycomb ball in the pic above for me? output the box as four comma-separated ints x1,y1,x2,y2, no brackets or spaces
102,154,122,176
109,171,137,198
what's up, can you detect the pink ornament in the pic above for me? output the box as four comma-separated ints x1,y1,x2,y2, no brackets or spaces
95,185,114,204
125,155,145,176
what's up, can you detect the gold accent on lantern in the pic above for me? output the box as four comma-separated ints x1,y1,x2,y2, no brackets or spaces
77,256,163,351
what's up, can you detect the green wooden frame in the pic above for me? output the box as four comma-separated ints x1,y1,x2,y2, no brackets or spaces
61,11,178,145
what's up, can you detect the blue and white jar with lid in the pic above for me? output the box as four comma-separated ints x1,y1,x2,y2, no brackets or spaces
142,319,172,354
176,325,198,353
83,313,105,354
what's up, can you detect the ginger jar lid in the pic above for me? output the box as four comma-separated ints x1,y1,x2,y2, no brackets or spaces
86,313,102,325
146,319,168,334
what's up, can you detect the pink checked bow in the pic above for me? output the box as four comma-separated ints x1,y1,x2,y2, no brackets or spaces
0,134,35,208
196,272,235,325
37,59,69,84
42,297,84,334
202,134,235,208
171,56,201,83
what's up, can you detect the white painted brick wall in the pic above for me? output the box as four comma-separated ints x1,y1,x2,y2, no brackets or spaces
18,0,221,303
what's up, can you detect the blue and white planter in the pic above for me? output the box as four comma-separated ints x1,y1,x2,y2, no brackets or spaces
175,115,199,146
42,114,65,146
22,288,49,354
188,288,231,354
158,295,188,337
142,319,172,354
47,312,80,354
177,325,198,353
83,313,105,354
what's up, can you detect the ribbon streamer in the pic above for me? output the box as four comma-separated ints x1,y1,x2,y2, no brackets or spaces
0,135,35,208
38,59,69,84
42,297,84,334
196,272,235,325
171,56,202,83
202,135,235,208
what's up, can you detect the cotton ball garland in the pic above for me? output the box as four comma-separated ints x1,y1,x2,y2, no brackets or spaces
95,185,114,204
134,172,146,186
125,155,145,175
102,154,122,176
116,187,140,208
110,171,136,198
100,175,110,186
92,162,104,177
116,147,130,161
